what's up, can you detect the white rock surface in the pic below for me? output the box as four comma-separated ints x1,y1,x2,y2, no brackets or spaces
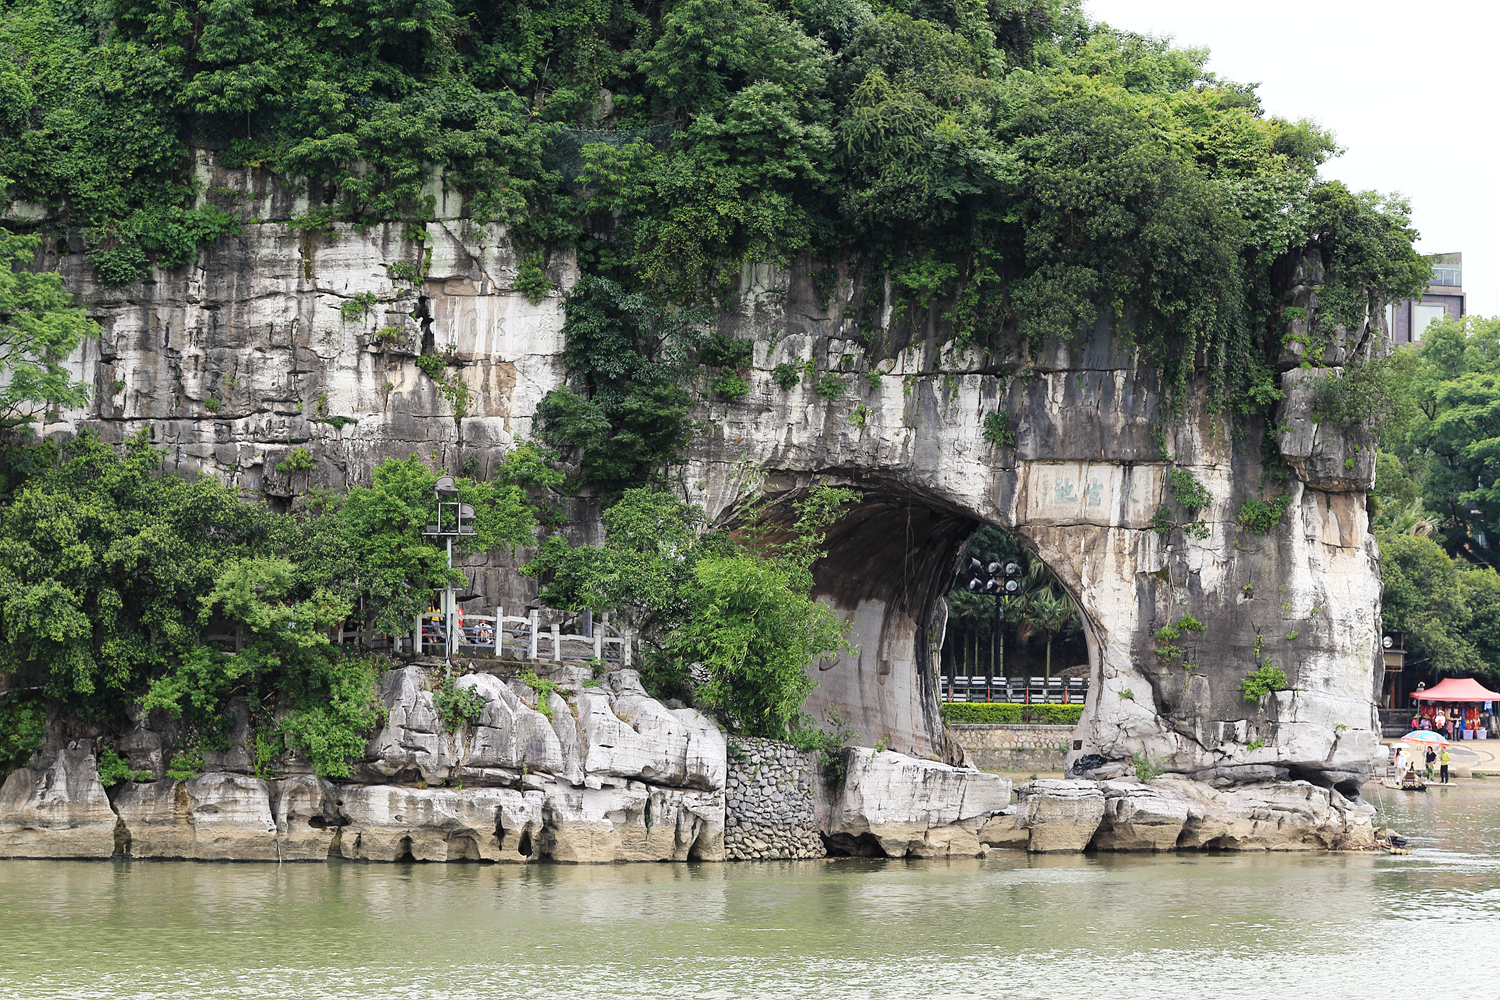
114,772,279,860
538,779,724,863
336,784,543,862
1161,775,1376,851
271,774,341,861
825,748,1011,857
0,744,117,858
454,673,570,779
1017,779,1106,853
1092,780,1191,851
366,666,454,783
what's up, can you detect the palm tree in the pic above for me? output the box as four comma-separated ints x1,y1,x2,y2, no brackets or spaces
1019,589,1078,683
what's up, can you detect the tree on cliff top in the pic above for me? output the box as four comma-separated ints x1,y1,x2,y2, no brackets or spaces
1,0,1426,418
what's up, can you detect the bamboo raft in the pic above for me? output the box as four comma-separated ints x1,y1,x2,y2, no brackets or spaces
1379,774,1427,791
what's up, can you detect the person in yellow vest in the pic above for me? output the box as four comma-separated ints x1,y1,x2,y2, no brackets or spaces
1439,746,1451,784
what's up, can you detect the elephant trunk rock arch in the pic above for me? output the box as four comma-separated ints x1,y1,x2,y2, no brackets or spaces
46,213,1384,795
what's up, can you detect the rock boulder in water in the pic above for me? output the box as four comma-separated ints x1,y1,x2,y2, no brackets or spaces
0,743,117,859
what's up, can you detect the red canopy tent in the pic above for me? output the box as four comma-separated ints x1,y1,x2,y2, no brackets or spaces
1411,677,1500,701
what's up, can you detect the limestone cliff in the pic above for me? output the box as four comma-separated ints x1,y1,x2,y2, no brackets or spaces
31,153,1385,797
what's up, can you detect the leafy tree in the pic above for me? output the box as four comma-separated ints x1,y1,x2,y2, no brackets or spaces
0,234,98,428
1376,529,1478,678
335,454,535,634
0,434,535,775
1383,316,1500,565
524,484,859,737
1018,588,1077,682
0,431,273,708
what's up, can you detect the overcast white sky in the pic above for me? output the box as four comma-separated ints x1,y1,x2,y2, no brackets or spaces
1085,0,1500,317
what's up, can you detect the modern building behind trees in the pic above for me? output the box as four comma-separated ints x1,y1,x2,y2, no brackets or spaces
1388,252,1465,344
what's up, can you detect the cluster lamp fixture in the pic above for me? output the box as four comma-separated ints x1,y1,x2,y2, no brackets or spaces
964,557,1025,680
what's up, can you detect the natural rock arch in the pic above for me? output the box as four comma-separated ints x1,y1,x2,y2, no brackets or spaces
40,167,1383,792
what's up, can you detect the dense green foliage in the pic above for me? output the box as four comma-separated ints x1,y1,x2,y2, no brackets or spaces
0,693,44,779
1369,315,1500,680
1238,662,1288,700
0,434,534,775
937,701,1082,725
524,484,858,738
2,0,1424,419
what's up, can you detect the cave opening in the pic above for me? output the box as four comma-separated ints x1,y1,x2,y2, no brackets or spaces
937,526,1091,707
748,477,1100,758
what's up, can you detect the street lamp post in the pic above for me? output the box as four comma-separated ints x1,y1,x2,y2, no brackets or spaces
421,475,475,666
965,558,1023,701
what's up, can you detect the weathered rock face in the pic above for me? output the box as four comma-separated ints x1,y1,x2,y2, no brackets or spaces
1092,780,1190,851
984,774,1375,853
335,784,544,862
824,748,1011,858
113,772,280,860
0,744,118,859
31,153,1385,805
1161,775,1376,851
1017,779,1106,853
352,665,726,862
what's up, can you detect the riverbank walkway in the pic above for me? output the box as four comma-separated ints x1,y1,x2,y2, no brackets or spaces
1380,737,1499,776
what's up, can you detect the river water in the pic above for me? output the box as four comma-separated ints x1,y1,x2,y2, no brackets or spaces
3,784,1498,1000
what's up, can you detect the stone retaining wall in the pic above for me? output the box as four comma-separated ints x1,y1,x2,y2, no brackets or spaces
724,738,826,860
951,724,1075,772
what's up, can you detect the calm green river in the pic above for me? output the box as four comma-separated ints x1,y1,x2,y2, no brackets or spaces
3,784,1497,1000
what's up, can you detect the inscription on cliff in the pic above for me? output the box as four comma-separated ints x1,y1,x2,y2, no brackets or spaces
1024,463,1159,527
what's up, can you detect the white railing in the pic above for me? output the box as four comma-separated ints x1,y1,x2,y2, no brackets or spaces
413,607,633,665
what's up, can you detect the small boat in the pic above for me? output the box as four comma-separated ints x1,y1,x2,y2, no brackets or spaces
1379,773,1427,791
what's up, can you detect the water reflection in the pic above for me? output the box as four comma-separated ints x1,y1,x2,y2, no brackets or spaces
3,785,1498,999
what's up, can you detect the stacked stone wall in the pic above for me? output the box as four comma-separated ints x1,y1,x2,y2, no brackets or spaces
951,724,1074,771
724,738,826,860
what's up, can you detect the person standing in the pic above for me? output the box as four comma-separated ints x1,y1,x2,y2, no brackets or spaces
1455,712,1465,740
1440,746,1451,783
1425,746,1437,780
1435,709,1447,738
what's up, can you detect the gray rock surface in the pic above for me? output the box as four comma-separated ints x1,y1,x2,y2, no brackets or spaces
1275,367,1377,493
0,744,117,858
114,772,279,860
537,779,724,863
336,784,543,862
825,748,1011,857
366,666,455,783
1017,779,1106,853
724,737,826,860
1162,775,1376,851
1092,780,1191,851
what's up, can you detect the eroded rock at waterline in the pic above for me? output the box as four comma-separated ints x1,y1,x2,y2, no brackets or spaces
1162,776,1376,851
335,784,544,862
987,775,1375,853
1091,780,1190,851
113,772,280,861
1016,779,1106,853
0,744,117,859
539,780,725,863
824,748,1011,858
